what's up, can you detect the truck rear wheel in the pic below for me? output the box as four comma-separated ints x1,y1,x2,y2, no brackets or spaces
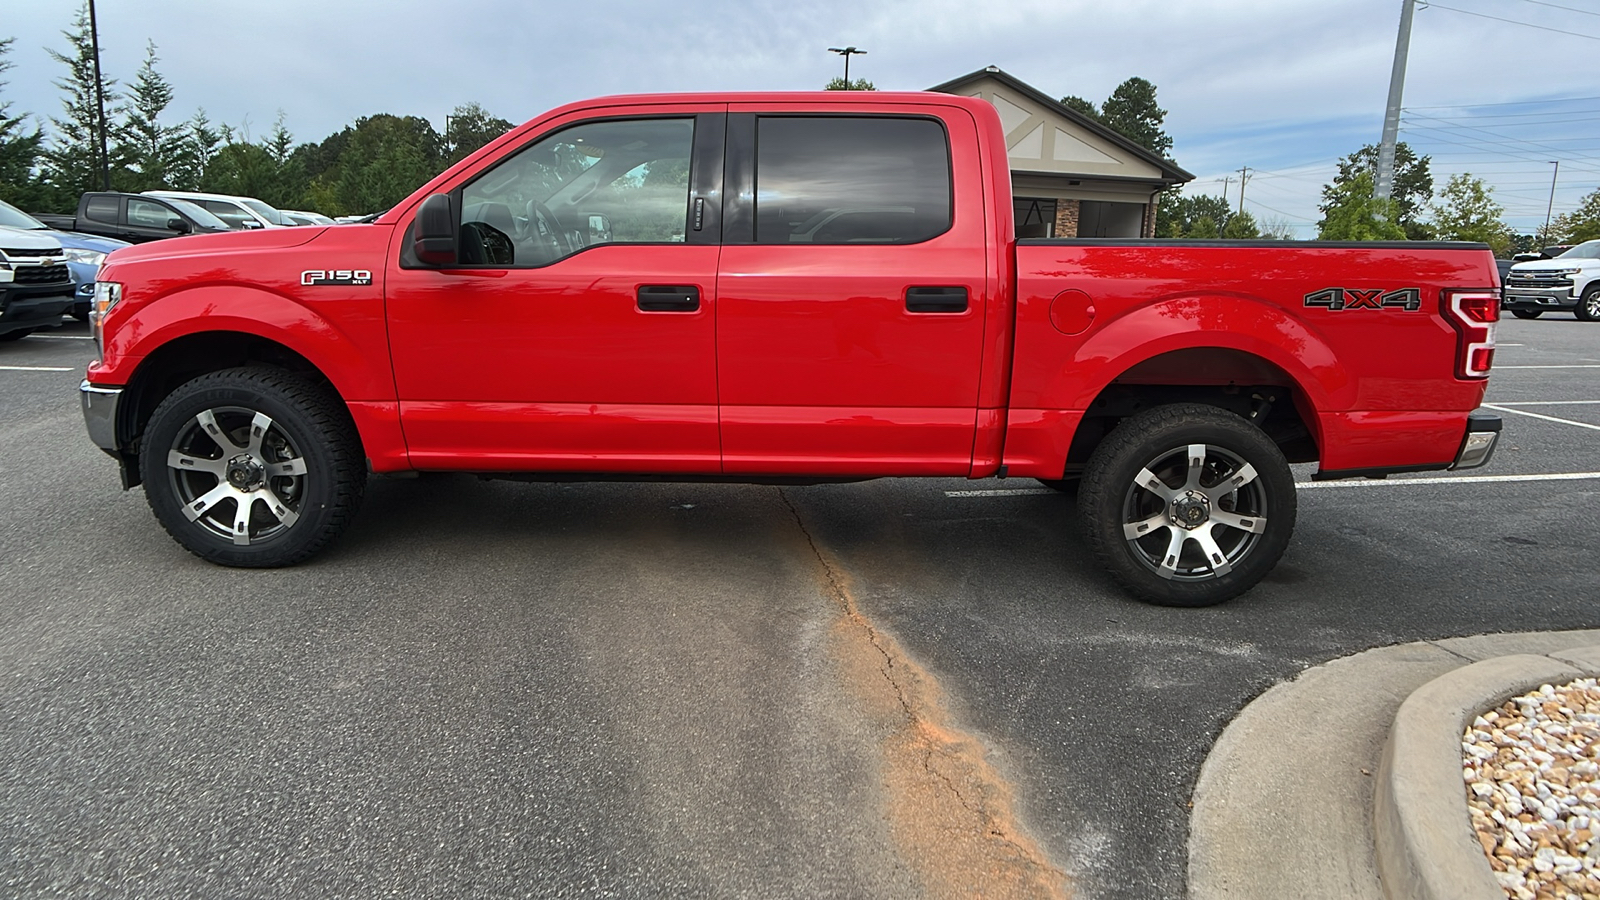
1078,404,1296,607
139,367,366,567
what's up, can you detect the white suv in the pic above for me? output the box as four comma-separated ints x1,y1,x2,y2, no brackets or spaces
142,191,291,231
1504,240,1600,321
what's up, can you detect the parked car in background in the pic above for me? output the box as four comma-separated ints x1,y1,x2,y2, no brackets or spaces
31,192,231,246
281,210,335,226
0,198,130,320
143,191,291,230
0,226,75,340
1504,240,1600,321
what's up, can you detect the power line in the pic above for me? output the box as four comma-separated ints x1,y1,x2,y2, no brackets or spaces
1518,0,1600,19
1405,95,1600,110
1418,2,1600,41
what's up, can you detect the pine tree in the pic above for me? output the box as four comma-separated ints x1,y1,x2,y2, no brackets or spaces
115,40,186,191
41,4,120,198
0,37,52,209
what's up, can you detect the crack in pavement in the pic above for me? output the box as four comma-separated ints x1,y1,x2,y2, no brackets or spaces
777,488,1071,900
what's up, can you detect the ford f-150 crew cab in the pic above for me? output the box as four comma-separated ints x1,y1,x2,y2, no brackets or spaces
79,91,1504,606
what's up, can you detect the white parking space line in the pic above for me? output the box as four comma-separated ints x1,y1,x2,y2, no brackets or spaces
945,471,1600,499
0,365,75,372
1492,400,1600,406
27,334,93,341
1495,365,1600,370
1484,404,1600,433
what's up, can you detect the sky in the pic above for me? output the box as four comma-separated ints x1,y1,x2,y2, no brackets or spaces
5,0,1600,238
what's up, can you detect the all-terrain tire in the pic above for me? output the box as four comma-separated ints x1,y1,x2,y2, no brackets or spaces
1078,403,1296,607
139,366,366,567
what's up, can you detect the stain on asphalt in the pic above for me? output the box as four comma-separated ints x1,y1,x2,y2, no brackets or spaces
779,488,1072,900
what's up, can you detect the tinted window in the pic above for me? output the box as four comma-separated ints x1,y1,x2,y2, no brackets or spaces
163,198,229,230
460,117,694,267
86,195,119,224
754,117,951,244
200,200,254,229
1559,241,1600,259
128,198,179,229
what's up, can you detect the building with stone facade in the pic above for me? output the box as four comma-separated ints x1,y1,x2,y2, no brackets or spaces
930,67,1193,238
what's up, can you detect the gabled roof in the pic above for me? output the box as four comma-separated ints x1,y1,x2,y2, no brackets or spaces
928,66,1194,185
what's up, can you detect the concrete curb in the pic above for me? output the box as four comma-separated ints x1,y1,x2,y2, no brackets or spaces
1374,647,1600,900
1189,630,1600,900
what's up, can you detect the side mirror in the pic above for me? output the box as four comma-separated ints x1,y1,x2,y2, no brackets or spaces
167,217,192,235
413,194,457,265
240,220,264,230
587,214,612,246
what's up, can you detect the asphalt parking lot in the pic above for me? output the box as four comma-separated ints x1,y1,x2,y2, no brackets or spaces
2,315,1597,899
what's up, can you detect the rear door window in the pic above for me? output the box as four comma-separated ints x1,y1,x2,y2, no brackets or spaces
85,195,119,224
753,117,952,244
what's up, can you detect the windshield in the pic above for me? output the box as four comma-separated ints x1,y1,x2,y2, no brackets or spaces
0,199,47,231
1557,241,1600,260
241,199,289,226
163,198,230,230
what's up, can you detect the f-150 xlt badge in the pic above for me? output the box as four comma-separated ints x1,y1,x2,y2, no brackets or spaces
301,269,372,286
1303,287,1421,311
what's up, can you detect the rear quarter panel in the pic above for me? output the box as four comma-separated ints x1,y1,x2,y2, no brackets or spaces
1007,240,1498,475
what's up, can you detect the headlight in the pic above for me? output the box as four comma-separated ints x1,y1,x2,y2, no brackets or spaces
89,281,122,357
62,247,108,267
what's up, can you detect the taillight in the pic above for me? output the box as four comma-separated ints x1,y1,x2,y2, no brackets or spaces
1445,290,1498,379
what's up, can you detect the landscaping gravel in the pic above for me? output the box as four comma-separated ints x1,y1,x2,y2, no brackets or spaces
1463,679,1600,900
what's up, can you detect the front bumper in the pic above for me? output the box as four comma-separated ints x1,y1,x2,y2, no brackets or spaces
1502,288,1576,312
0,283,75,335
80,380,123,453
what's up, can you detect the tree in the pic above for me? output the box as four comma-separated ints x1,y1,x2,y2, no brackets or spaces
1317,170,1406,240
1220,209,1261,239
1059,77,1172,158
302,114,446,216
1431,173,1512,256
445,102,513,165
1256,215,1296,240
169,108,220,190
114,41,186,192
1332,142,1432,239
0,37,51,209
41,3,120,206
824,77,875,91
1155,191,1231,238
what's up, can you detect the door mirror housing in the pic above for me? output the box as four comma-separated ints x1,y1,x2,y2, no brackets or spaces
167,217,192,235
413,194,457,265
587,214,612,246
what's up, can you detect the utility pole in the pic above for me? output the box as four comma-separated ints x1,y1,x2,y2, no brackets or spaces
87,0,110,190
1219,175,1234,201
1544,160,1560,238
827,46,866,87
1237,167,1253,215
1376,0,1418,202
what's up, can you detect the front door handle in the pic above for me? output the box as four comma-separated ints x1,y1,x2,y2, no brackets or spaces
906,286,968,313
637,285,700,312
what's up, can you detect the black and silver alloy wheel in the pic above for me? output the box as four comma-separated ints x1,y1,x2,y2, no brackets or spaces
166,406,307,546
1079,403,1296,607
140,367,365,567
1120,442,1267,582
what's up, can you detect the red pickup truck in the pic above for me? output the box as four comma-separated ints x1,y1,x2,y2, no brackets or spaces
79,91,1502,606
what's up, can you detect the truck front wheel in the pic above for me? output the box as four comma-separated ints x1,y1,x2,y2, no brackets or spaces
1578,285,1600,322
139,367,366,567
1078,404,1296,607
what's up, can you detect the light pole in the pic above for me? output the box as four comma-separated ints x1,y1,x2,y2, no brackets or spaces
87,0,110,190
1376,0,1417,203
1544,161,1560,240
827,46,866,88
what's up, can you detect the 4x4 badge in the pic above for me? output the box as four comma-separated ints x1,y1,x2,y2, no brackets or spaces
1304,287,1421,311
301,269,372,287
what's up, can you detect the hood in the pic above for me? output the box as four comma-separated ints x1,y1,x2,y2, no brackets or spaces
104,225,326,266
49,230,131,253
0,225,65,253
1509,258,1595,272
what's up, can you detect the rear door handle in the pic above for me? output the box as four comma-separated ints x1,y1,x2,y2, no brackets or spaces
637,285,700,312
906,286,968,313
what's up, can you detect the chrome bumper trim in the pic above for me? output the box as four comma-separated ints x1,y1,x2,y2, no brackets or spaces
80,380,123,452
